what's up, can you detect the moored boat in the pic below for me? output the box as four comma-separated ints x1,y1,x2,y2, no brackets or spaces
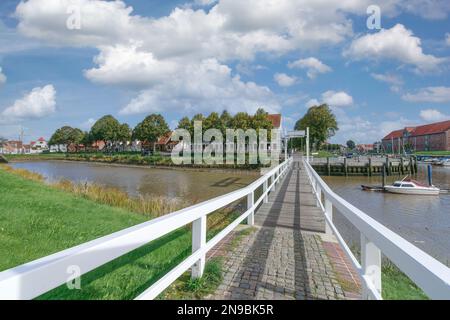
384,178,440,195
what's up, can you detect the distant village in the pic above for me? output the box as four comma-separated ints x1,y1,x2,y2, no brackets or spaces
1,119,449,155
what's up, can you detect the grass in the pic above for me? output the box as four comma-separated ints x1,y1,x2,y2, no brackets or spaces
414,151,450,156
381,261,428,300
0,165,242,300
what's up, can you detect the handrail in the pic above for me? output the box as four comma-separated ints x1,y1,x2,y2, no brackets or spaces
303,158,450,300
0,158,292,300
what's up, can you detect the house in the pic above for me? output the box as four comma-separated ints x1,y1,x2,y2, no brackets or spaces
356,144,374,153
33,137,48,151
2,141,23,154
155,132,178,153
382,120,450,152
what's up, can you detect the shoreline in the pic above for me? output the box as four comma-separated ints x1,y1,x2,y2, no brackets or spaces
8,158,263,175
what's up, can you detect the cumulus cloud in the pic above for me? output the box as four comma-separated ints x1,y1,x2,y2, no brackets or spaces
288,57,332,79
402,86,450,103
322,91,353,108
1,85,56,120
305,99,320,108
273,73,297,87
419,109,449,122
0,67,6,86
119,59,280,115
344,24,445,73
81,118,96,130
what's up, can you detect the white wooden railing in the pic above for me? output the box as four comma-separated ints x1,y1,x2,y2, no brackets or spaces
0,158,292,300
303,158,450,300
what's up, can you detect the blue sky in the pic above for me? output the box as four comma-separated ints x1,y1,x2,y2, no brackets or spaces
0,0,449,144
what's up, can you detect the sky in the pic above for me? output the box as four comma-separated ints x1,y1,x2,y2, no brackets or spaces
0,0,449,144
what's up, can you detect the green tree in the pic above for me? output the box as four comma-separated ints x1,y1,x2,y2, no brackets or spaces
251,108,273,133
49,126,84,152
295,104,338,150
346,140,355,150
90,115,121,149
204,112,221,131
232,112,251,130
133,114,169,152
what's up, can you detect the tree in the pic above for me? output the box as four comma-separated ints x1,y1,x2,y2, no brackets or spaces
294,104,338,150
90,115,131,152
232,112,251,130
346,140,355,150
133,114,169,152
251,108,273,134
204,112,221,131
220,110,233,131
49,126,84,152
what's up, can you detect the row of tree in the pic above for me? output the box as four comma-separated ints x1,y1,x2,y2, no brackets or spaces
48,108,275,152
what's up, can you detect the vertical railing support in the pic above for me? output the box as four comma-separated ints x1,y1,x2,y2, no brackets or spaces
263,180,268,203
191,215,207,279
361,234,382,299
316,185,322,207
247,191,254,225
325,199,333,235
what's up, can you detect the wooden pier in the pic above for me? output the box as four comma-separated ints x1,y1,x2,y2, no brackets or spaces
311,156,418,176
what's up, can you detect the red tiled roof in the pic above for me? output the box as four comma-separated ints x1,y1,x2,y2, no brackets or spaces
156,132,173,145
382,129,403,140
382,120,450,140
267,114,281,128
38,137,46,142
411,120,450,136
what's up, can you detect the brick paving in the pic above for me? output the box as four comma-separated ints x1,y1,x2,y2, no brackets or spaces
210,158,358,300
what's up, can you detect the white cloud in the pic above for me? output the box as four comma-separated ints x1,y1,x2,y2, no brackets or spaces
322,90,353,107
84,44,177,88
1,85,56,120
288,57,332,79
371,73,403,92
420,109,448,122
119,59,280,115
273,73,297,87
402,86,450,103
0,67,6,86
446,33,450,46
344,24,445,72
400,0,450,20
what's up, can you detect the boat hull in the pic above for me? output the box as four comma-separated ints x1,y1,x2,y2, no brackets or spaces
384,186,440,195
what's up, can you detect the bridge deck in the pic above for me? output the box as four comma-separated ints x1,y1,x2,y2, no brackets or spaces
210,157,361,300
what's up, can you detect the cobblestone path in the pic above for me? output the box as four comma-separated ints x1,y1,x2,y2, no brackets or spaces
210,159,357,300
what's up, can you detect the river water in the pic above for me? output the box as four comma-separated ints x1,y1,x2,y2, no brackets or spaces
10,161,258,203
10,161,450,264
324,164,450,265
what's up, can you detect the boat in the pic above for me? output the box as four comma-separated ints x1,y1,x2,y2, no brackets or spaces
435,159,450,167
361,185,385,192
384,178,440,195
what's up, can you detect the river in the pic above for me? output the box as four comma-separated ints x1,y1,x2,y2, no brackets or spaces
324,164,450,265
10,161,258,203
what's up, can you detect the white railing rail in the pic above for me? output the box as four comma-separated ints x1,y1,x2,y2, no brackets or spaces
0,158,292,300
303,158,450,300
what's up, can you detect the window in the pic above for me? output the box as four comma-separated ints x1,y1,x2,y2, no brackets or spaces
401,184,414,188
393,183,401,187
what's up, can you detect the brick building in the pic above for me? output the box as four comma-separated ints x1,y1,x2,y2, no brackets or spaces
382,120,450,153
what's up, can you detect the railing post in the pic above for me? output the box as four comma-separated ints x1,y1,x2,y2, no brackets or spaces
316,185,322,207
361,234,382,299
191,215,206,279
247,191,254,225
263,179,268,203
325,199,333,235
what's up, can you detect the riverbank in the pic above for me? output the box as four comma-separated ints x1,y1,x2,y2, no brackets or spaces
5,153,266,175
0,165,241,299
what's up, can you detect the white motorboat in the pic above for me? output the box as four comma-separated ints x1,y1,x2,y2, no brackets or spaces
384,178,440,195
436,159,450,167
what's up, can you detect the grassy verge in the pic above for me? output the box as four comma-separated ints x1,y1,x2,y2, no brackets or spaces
414,151,450,156
0,165,242,300
381,261,428,300
349,246,428,300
